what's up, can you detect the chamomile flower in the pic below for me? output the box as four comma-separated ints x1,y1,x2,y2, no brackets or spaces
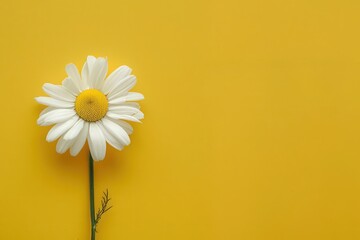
36,56,144,161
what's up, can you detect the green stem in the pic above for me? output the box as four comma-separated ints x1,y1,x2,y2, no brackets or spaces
89,152,96,240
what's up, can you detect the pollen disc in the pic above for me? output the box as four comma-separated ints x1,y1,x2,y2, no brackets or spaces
75,89,108,122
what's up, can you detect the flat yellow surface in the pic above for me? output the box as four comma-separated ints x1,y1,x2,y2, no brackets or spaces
1,0,360,239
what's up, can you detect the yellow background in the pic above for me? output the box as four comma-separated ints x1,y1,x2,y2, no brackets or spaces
1,0,360,239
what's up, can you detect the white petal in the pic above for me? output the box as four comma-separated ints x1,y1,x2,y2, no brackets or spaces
98,121,124,150
70,122,89,156
39,107,55,117
37,109,76,126
108,92,144,105
43,83,75,102
37,107,55,126
89,57,108,90
107,75,136,99
125,92,144,101
108,106,144,120
35,97,74,108
62,78,80,95
104,118,133,135
109,102,140,110
88,122,106,161
102,117,130,146
46,116,79,142
103,66,132,94
87,55,96,68
65,63,87,91
56,136,76,154
81,56,96,86
107,112,142,122
117,120,133,135
63,118,84,140
108,106,142,116
134,111,144,120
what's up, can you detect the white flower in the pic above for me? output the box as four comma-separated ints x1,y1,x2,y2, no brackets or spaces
36,56,144,161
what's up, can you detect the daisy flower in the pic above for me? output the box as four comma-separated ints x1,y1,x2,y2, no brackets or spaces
36,56,144,161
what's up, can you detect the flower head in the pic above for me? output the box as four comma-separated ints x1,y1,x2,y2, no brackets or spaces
36,56,144,161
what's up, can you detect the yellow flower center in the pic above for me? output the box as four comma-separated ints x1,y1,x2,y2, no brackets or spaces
75,89,108,122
